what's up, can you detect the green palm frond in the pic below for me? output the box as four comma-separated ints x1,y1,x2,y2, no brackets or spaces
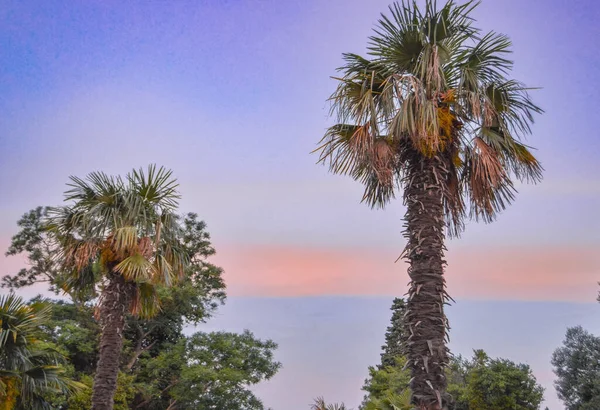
487,80,542,136
115,253,153,282
20,364,85,394
0,295,83,408
368,1,425,73
152,254,173,285
129,164,180,210
68,171,124,202
0,294,51,355
452,31,513,89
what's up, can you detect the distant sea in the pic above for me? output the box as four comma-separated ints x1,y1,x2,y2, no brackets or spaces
191,297,600,410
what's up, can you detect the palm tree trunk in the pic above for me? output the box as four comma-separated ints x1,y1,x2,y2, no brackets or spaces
403,155,450,410
91,272,132,410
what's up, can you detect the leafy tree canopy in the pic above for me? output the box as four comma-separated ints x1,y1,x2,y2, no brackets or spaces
3,206,280,409
360,298,544,410
449,350,544,410
552,326,600,410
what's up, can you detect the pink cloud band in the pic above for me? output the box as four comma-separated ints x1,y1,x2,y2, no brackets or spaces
214,244,599,302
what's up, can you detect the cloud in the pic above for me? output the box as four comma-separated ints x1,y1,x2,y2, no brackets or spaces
3,230,598,303
214,244,600,302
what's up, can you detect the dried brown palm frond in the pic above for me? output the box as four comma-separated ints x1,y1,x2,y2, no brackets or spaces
463,138,516,222
62,239,102,272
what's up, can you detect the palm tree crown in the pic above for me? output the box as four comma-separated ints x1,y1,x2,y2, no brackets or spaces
316,0,542,235
49,165,188,317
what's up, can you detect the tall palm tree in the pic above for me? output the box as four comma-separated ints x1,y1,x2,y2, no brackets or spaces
315,1,542,409
0,294,80,410
48,165,190,410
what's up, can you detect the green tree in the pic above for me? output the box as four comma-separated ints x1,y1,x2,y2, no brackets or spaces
0,295,82,410
315,1,542,407
121,212,227,374
36,300,280,410
458,350,544,410
362,357,411,410
380,298,407,369
360,300,543,410
141,330,280,409
361,298,410,410
22,277,279,409
5,210,227,377
445,355,470,410
2,207,64,294
361,351,544,410
551,326,600,410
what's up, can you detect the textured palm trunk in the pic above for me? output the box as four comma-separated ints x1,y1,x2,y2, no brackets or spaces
403,155,450,410
91,272,132,410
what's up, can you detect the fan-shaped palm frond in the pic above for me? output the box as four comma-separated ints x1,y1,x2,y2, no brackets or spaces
0,295,84,409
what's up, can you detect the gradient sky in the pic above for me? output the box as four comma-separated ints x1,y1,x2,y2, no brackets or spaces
1,0,599,408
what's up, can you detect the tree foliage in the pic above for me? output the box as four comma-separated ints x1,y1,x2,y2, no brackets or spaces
361,357,411,410
449,350,544,410
4,199,279,409
50,165,191,317
3,207,63,293
317,0,543,225
360,298,544,410
30,297,280,410
551,326,600,410
148,331,280,409
6,166,229,409
380,298,407,369
0,295,83,410
361,350,544,410
361,298,410,410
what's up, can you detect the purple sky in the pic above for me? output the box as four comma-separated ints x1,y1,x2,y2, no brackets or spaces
1,0,599,408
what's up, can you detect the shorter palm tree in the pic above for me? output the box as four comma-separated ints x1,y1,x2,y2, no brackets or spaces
48,165,191,410
0,294,82,410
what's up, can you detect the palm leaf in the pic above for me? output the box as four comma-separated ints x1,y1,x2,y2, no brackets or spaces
114,253,153,282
